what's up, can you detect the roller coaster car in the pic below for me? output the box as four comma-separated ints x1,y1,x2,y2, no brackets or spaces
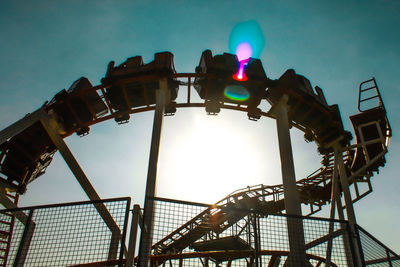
101,52,179,116
266,69,351,151
350,106,390,173
48,77,108,136
0,122,56,193
194,50,267,118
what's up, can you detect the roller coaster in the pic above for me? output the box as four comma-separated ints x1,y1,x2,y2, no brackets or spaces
0,50,395,266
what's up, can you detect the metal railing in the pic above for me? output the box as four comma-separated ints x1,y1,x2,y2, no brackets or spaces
0,197,130,267
356,225,400,266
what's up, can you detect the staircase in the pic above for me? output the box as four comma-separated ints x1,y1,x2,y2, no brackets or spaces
0,192,19,266
151,139,387,258
152,189,281,256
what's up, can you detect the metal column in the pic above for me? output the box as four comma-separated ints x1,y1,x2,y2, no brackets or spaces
126,204,142,267
269,95,310,266
333,145,356,225
13,210,35,267
326,156,340,267
333,144,364,266
138,78,169,267
326,148,354,267
39,110,122,261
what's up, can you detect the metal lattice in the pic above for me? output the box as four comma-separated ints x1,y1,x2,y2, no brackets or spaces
148,197,354,266
0,197,130,267
356,225,400,266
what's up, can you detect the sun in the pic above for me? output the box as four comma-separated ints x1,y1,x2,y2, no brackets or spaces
156,108,282,204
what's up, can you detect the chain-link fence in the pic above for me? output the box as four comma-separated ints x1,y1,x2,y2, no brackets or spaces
0,197,130,267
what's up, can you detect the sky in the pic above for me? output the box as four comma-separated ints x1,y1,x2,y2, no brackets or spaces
0,0,399,252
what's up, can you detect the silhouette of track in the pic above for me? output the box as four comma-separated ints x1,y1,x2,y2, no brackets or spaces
0,53,391,266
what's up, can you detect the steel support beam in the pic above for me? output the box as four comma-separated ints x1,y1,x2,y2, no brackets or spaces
39,110,121,261
13,209,35,267
326,154,354,267
333,145,356,225
138,78,169,267
126,204,142,267
268,95,310,267
333,144,364,267
326,158,340,267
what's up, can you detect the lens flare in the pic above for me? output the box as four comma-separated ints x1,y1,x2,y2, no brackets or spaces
229,20,265,59
229,21,264,82
235,42,253,62
233,41,252,81
224,85,250,101
233,57,250,81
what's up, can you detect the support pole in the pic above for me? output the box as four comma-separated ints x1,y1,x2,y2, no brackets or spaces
326,151,354,267
326,159,340,267
333,145,356,225
268,95,310,266
126,205,142,267
39,110,121,261
333,144,363,266
138,78,169,267
252,214,261,267
13,209,35,267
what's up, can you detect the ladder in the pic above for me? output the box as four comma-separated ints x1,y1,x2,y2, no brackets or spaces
0,192,19,266
358,77,384,112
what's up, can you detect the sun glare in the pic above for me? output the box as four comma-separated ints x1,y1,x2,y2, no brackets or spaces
157,110,282,204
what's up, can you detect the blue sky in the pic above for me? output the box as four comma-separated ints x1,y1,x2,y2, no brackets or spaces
1,0,399,252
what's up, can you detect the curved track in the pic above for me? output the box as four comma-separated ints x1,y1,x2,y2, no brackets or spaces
0,73,390,201
0,54,392,266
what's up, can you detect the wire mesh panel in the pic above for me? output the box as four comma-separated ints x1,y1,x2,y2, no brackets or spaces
151,197,210,266
147,197,355,267
302,216,353,266
0,197,130,267
356,225,400,267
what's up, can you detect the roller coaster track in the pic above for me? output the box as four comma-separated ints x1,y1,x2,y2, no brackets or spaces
0,73,389,192
0,53,392,265
149,76,391,259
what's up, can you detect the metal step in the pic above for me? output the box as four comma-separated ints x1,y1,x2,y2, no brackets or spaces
0,192,19,266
